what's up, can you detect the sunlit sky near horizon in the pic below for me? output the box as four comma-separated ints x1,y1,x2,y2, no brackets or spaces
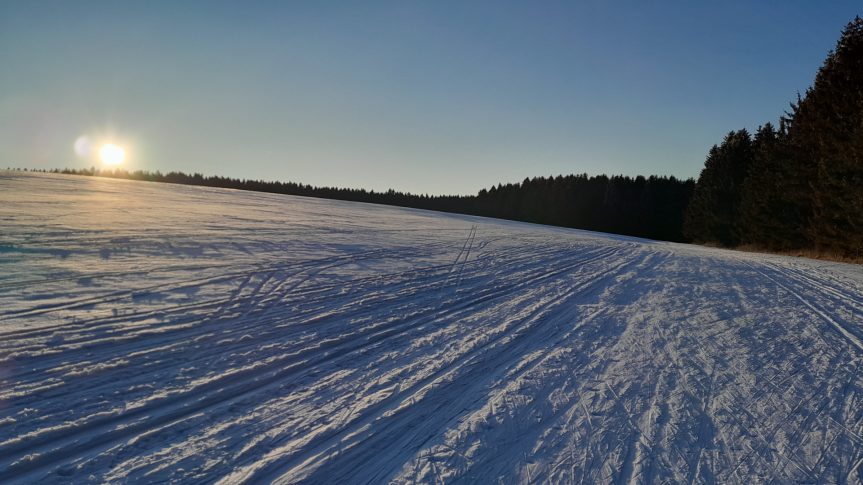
1,1,860,195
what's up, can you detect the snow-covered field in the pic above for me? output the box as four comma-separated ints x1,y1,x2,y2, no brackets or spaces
1,171,862,484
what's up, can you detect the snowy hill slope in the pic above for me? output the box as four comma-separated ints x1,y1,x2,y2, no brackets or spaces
0,172,861,484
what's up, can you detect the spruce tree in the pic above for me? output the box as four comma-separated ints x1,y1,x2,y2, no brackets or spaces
684,130,754,245
786,16,863,257
739,122,805,249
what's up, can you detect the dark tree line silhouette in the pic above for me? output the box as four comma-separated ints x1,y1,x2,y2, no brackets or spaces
21,17,862,257
474,175,693,241
684,17,863,259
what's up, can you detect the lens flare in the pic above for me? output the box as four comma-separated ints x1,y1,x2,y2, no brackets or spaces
73,136,92,158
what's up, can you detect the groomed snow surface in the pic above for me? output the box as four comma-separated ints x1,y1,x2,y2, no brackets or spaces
1,172,862,484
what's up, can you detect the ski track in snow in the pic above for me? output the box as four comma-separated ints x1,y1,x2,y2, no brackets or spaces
0,172,862,484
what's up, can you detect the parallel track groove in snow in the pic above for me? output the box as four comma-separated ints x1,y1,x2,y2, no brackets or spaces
0,173,861,484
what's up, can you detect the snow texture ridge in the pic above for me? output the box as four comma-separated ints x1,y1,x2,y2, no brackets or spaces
0,171,862,484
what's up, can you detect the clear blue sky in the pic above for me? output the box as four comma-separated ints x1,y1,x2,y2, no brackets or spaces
1,1,859,194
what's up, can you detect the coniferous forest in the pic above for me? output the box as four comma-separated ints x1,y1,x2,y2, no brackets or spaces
24,17,863,259
684,16,863,259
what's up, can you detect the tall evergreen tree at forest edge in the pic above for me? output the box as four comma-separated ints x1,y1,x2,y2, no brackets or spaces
687,16,863,259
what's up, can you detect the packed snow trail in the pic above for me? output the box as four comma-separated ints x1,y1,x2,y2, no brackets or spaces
0,172,862,484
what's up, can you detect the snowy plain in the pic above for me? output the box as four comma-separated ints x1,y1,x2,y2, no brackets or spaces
0,171,862,484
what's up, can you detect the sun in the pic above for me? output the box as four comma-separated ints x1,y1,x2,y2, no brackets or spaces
99,143,126,166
